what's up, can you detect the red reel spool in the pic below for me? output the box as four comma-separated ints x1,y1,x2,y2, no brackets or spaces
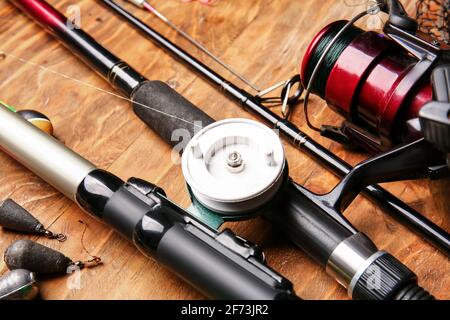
301,21,433,152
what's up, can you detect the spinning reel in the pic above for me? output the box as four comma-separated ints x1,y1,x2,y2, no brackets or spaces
299,0,449,156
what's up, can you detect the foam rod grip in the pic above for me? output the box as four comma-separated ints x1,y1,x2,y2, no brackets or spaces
131,81,215,150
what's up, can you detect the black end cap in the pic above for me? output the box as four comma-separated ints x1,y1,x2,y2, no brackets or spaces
352,253,434,300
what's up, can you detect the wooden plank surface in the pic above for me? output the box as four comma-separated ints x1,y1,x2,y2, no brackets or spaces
0,0,448,300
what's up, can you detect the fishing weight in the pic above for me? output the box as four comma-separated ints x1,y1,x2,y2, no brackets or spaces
4,240,101,275
0,199,66,241
0,269,39,300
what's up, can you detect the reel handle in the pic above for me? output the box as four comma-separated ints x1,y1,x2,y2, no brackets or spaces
420,65,450,153
131,81,214,151
431,65,450,103
379,0,418,32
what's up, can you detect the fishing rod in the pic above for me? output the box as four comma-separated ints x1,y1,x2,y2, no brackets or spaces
100,0,450,255
8,0,209,149
128,0,260,91
0,104,299,300
8,0,437,300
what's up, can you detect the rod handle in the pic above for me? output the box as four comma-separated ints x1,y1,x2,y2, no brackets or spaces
155,224,297,300
131,81,214,151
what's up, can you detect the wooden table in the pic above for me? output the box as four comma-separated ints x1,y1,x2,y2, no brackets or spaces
0,0,448,300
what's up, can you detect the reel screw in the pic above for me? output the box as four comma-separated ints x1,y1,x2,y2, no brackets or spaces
226,151,245,173
227,151,243,168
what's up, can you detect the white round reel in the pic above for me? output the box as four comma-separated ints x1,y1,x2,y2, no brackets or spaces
182,118,287,215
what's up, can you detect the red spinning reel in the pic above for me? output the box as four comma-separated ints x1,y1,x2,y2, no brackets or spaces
300,0,450,155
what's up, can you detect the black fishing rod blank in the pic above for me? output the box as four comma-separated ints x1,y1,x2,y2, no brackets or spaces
100,0,450,255
9,0,207,148
0,104,298,300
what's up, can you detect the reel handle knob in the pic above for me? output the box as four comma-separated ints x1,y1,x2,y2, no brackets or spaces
431,65,450,103
419,65,450,153
381,0,418,32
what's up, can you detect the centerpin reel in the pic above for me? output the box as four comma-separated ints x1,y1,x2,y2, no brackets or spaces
182,118,288,226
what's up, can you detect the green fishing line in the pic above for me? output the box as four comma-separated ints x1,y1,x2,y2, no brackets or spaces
305,21,363,98
0,100,17,112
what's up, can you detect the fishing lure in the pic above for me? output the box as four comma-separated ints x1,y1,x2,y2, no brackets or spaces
4,240,101,275
0,269,39,300
0,199,66,241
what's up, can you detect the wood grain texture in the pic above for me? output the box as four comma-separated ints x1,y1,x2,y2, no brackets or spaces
0,0,448,300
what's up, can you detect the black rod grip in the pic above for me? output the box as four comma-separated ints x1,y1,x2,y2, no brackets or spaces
157,224,295,300
131,81,215,150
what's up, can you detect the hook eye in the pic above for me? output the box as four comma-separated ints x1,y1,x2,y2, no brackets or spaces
281,74,303,107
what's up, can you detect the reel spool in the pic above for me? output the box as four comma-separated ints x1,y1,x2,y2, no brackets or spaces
182,119,287,217
301,20,439,152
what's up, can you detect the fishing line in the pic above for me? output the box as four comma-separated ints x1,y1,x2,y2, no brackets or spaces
0,49,202,128
302,7,380,132
78,220,102,265
304,22,364,98
0,100,17,112
130,0,261,92
125,0,301,118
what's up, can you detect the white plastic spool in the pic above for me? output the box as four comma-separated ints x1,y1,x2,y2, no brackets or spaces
182,118,286,215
